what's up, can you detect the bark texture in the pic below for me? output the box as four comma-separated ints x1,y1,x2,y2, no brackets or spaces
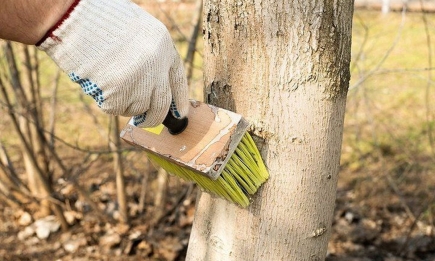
186,1,354,260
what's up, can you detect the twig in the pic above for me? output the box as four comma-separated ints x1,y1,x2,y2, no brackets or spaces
1,70,69,231
153,0,189,43
420,0,435,156
48,69,61,148
110,115,129,224
184,0,203,86
350,5,408,90
385,174,416,222
0,190,21,208
399,195,435,257
138,162,149,214
350,14,370,74
78,92,110,143
151,183,194,228
0,100,139,154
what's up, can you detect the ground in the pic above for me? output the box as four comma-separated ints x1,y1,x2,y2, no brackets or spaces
1,163,434,261
0,161,197,261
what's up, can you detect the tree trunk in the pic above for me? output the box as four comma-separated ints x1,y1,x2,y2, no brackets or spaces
1,43,69,230
186,1,353,260
153,167,168,223
382,0,390,14
110,116,129,223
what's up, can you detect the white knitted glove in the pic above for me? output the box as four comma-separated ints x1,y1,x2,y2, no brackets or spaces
37,0,189,127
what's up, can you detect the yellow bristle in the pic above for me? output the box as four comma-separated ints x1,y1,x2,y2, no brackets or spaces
146,132,269,207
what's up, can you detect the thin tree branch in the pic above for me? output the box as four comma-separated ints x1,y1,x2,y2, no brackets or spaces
350,6,408,90
420,0,435,155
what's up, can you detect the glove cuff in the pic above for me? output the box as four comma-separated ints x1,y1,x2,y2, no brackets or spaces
35,0,81,46
36,0,164,55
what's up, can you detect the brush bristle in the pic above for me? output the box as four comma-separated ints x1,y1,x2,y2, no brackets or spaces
147,132,269,207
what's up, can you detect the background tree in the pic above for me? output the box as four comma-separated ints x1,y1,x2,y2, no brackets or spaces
1,43,68,230
186,1,354,260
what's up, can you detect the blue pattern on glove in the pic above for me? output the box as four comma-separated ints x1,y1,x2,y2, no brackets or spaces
69,73,105,107
132,100,181,127
169,100,181,118
133,113,147,127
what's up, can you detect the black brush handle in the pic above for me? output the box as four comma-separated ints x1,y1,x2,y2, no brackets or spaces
162,111,188,135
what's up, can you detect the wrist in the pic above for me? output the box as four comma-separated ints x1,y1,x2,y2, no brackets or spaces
0,0,76,44
34,0,78,45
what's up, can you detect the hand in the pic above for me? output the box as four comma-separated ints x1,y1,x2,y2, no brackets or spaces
37,0,189,127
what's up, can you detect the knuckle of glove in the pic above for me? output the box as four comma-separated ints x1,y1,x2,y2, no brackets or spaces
44,0,180,122
98,40,175,117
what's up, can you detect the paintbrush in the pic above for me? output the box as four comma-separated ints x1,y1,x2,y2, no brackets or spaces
120,100,269,207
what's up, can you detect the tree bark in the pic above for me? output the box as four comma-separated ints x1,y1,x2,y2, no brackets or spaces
186,1,353,260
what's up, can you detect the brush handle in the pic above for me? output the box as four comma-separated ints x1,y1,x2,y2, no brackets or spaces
162,111,189,135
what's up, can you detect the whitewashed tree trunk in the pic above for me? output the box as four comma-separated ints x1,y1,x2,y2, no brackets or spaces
186,1,354,260
382,0,390,14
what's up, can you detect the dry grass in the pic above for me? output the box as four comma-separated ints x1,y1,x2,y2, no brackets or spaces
1,3,435,260
330,9,435,260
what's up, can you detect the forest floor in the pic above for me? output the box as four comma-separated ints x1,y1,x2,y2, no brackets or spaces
1,159,434,261
1,2,435,261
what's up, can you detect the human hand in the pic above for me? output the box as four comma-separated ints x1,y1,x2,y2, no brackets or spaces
37,0,189,127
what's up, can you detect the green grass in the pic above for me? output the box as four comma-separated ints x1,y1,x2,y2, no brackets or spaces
340,10,435,221
345,10,435,161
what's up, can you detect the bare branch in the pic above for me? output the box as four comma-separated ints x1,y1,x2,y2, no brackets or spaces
350,6,408,90
420,0,435,155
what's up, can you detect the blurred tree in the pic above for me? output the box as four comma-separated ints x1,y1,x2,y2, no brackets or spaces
0,42,68,230
186,1,354,260
382,0,391,14
110,115,128,223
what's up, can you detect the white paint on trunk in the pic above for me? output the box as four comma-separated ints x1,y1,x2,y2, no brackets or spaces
187,1,354,260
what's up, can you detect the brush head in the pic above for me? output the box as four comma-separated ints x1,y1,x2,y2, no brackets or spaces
120,100,249,180
120,100,269,207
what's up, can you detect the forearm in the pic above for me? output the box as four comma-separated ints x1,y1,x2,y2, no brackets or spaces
0,0,75,44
